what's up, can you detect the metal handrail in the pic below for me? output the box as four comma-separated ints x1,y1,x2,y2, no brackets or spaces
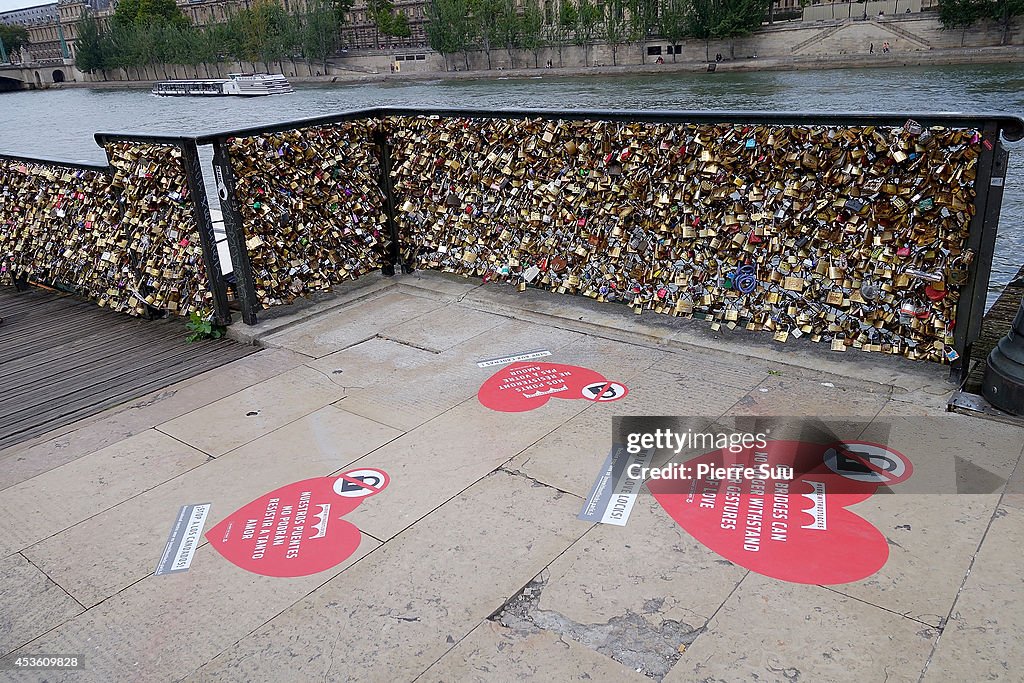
1,135,232,325
186,107,1024,144
93,132,210,147
0,151,109,173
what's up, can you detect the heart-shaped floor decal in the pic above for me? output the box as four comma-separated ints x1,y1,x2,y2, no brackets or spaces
647,440,912,585
478,362,628,412
206,468,389,577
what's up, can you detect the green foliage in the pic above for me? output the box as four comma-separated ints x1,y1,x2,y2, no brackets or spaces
74,15,107,72
603,0,634,65
301,0,341,66
661,0,689,61
494,0,522,66
714,0,770,38
938,0,986,28
0,23,29,54
426,0,474,68
987,0,1024,44
74,0,806,74
327,0,356,24
571,0,600,65
111,0,190,31
680,0,766,60
549,0,576,65
185,311,224,342
388,11,412,39
520,0,545,66
75,0,352,71
628,0,658,61
469,0,503,68
223,0,296,64
559,0,578,29
367,0,411,47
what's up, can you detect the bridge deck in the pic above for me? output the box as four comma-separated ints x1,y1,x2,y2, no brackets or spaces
0,285,257,450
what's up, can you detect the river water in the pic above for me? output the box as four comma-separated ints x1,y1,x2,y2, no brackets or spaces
2,63,1022,306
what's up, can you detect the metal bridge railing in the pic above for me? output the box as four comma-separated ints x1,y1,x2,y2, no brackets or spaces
6,108,1022,383
196,112,394,325
369,108,1020,382
1,135,231,324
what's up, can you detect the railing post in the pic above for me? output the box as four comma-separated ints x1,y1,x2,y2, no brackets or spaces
951,121,1009,384
373,120,402,276
210,139,260,326
179,139,232,326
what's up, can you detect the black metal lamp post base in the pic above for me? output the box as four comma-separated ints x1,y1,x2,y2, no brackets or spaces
982,297,1024,415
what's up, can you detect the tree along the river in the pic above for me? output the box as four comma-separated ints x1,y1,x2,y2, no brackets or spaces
110,0,190,31
936,0,1022,45
571,0,601,66
301,0,342,71
603,0,634,66
988,0,1024,45
629,0,658,63
367,0,411,50
470,0,503,69
520,0,545,67
714,0,771,59
660,0,689,62
0,23,29,57
938,0,987,46
74,15,107,73
426,0,474,70
494,0,521,68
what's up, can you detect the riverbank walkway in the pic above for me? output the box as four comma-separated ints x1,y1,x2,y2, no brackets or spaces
1,271,1021,682
67,44,1024,91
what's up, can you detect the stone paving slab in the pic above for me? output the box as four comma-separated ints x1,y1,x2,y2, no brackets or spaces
0,553,82,655
180,471,586,682
157,365,348,457
725,374,892,417
0,429,207,559
314,320,584,432
419,620,650,682
23,406,399,609
260,290,443,358
1004,453,1024,511
538,496,748,631
340,394,589,540
866,410,1024,493
381,304,509,352
922,503,1024,682
823,494,997,627
10,537,379,682
664,574,938,682
305,336,440,390
397,272,484,298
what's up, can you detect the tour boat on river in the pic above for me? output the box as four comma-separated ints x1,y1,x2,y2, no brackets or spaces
151,73,293,97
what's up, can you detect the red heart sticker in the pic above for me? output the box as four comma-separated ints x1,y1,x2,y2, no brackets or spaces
205,468,389,577
478,362,628,412
647,441,911,585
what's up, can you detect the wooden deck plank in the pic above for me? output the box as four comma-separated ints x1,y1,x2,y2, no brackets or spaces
0,286,258,451
0,345,250,447
0,329,214,395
